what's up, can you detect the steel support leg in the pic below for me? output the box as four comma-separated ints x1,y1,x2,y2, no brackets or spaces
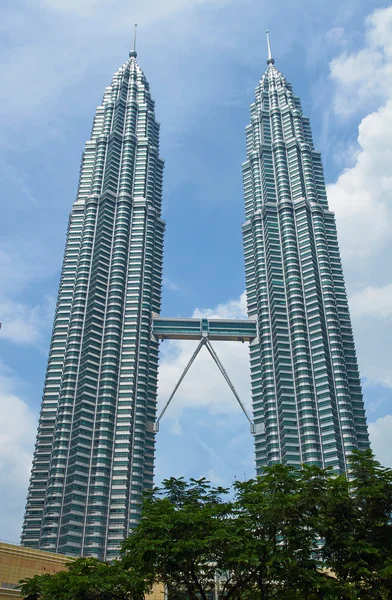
204,339,255,434
154,338,207,432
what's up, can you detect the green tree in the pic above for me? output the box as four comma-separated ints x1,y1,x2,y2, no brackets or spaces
20,451,392,600
20,557,148,600
121,470,345,599
231,463,347,599
19,573,52,600
321,450,392,599
122,477,246,600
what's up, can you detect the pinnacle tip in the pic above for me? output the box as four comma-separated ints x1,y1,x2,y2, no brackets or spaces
266,29,274,64
131,22,138,56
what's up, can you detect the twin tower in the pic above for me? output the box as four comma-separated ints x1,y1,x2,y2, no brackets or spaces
21,34,369,559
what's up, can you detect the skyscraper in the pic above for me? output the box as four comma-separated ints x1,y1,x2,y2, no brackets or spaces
21,37,165,559
22,30,370,561
242,34,369,473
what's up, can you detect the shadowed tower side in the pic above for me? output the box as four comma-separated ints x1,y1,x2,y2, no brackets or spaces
21,30,165,560
242,32,369,473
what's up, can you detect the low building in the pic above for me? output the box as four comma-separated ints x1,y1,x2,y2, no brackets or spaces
0,541,164,599
0,542,70,599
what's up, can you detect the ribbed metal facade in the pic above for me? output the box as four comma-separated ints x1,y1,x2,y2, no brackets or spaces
21,51,165,560
242,59,369,473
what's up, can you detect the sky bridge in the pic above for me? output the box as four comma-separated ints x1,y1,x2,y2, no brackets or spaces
152,317,258,342
152,316,258,434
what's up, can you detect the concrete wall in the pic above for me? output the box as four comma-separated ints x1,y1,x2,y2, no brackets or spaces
0,542,70,600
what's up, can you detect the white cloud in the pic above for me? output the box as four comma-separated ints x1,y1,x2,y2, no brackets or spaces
326,5,392,393
163,278,181,292
330,7,392,117
349,281,392,388
327,100,392,262
325,26,346,48
0,42,89,135
0,242,56,347
350,317,392,389
0,298,54,346
369,415,392,468
41,0,230,14
350,283,392,320
193,291,247,320
327,7,392,261
205,469,227,487
0,243,55,296
0,160,37,203
0,366,36,543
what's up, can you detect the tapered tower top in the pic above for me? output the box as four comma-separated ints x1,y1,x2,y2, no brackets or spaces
129,23,138,58
266,30,275,65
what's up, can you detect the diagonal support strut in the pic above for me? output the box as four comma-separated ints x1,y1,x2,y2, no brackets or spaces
153,337,254,434
204,339,254,434
153,337,207,432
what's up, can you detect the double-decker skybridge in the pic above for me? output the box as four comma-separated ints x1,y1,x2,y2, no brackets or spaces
151,317,258,434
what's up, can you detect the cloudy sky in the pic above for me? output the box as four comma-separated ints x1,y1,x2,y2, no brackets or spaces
0,0,392,543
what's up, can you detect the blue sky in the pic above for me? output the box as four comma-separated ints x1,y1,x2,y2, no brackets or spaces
1,0,392,543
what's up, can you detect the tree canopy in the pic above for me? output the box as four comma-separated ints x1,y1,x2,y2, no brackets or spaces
20,451,392,600
19,557,148,600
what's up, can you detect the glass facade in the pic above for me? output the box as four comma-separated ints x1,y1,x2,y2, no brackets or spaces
242,55,369,474
21,49,165,560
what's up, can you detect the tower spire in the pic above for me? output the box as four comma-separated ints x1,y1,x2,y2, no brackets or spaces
266,30,275,65
130,23,138,58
